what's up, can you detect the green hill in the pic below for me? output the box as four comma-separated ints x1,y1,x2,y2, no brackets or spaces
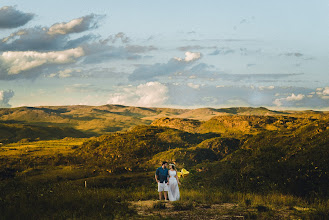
75,114,329,197
76,125,220,173
185,118,329,197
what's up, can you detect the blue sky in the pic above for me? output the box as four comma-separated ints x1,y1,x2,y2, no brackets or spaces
0,1,329,109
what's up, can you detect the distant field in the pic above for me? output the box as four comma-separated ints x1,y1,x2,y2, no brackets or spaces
0,138,87,157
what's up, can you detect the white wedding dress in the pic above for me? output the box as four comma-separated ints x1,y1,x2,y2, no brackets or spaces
168,170,180,201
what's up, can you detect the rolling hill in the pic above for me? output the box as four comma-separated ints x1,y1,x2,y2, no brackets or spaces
0,105,327,142
0,122,86,143
75,114,329,197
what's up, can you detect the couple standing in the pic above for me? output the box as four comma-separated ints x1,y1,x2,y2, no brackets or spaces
155,161,180,201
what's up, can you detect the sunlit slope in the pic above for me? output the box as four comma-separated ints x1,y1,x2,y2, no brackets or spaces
0,105,327,139
76,116,329,197
151,115,320,134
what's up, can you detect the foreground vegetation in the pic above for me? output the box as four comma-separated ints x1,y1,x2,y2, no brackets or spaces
1,165,328,219
1,106,329,219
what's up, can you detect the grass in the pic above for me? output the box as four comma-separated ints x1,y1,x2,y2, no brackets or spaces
180,189,329,219
180,189,307,207
152,201,166,210
0,181,136,220
1,171,328,219
172,201,194,211
0,138,87,157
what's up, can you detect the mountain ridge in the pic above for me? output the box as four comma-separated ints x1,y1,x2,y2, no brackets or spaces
0,104,328,143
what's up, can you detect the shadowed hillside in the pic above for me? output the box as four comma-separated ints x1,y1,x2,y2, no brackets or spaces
0,122,86,143
190,118,329,197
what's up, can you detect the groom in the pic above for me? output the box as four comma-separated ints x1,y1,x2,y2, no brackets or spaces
155,161,169,201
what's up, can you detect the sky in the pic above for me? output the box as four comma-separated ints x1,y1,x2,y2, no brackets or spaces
0,0,329,110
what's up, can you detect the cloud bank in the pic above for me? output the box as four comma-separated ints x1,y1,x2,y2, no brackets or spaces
0,14,103,52
0,47,84,75
129,51,202,81
0,11,152,80
107,82,168,107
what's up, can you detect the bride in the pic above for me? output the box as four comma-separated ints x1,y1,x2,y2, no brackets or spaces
167,164,181,201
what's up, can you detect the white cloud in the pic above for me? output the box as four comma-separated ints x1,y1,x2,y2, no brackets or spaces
258,85,275,90
285,93,305,101
187,82,200,89
273,93,305,106
0,47,84,74
314,87,329,100
322,87,329,95
174,51,201,62
216,85,226,88
59,69,73,78
49,68,82,78
107,82,168,107
47,14,100,35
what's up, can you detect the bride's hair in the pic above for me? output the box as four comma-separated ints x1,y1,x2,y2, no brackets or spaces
169,164,176,170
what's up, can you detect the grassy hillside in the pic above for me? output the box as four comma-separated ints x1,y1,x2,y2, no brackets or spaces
76,115,329,198
76,125,220,173
0,122,86,143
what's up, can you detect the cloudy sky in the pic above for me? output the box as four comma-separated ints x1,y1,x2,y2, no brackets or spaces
0,1,329,110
